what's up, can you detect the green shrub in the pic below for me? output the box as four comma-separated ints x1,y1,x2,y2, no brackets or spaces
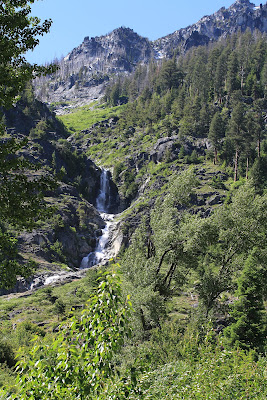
0,340,16,368
210,175,226,189
113,162,124,182
10,271,137,399
54,298,66,318
139,345,267,399
16,321,45,347
29,119,49,139
50,240,66,262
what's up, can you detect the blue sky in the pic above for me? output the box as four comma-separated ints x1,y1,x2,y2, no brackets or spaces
26,0,261,65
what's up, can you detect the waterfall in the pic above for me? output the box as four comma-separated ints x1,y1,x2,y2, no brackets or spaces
96,169,110,212
4,168,118,294
80,169,115,269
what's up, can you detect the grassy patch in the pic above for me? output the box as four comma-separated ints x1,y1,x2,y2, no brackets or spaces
58,103,126,133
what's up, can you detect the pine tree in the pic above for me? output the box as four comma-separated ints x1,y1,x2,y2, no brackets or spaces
227,101,247,181
226,51,240,94
158,59,183,91
208,111,225,164
224,251,267,352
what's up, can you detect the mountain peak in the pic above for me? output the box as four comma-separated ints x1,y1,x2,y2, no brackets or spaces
234,0,254,4
34,0,267,109
82,27,144,46
231,0,255,8
153,0,267,56
110,26,137,35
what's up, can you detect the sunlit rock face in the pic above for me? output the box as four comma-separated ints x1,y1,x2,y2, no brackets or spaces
34,27,153,109
153,0,267,57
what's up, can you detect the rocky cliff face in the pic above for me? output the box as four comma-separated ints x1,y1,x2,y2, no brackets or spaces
34,28,152,110
153,0,267,57
34,1,267,110
65,27,152,74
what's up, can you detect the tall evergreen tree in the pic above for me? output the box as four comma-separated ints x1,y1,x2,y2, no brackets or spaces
158,59,184,92
226,51,240,94
214,50,228,102
224,251,267,352
227,101,247,181
208,111,225,164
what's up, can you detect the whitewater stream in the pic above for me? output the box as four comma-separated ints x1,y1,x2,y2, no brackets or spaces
80,169,116,269
28,169,118,289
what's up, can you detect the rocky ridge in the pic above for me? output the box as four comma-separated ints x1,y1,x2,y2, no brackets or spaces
34,0,267,110
34,28,153,110
153,0,267,57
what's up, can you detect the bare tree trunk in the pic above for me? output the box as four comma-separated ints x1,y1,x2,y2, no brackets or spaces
140,308,147,331
240,65,244,95
147,236,155,259
234,148,239,182
163,263,176,287
167,264,177,289
258,137,261,158
156,248,172,275
140,307,152,331
246,157,249,180
214,147,218,165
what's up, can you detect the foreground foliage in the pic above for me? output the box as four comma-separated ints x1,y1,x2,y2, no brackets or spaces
0,0,53,108
0,268,266,399
0,0,57,288
3,271,141,400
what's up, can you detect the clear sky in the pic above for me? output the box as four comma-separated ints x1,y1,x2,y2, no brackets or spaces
26,0,261,65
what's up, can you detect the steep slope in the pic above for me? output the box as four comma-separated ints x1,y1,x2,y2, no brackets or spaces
34,0,267,111
1,90,117,292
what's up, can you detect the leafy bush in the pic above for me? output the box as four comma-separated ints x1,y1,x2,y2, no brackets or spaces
29,119,50,139
15,321,45,347
53,298,66,318
50,240,66,262
113,162,124,182
0,340,16,368
210,175,226,189
9,271,139,400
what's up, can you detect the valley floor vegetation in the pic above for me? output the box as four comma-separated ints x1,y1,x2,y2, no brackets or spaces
0,171,266,399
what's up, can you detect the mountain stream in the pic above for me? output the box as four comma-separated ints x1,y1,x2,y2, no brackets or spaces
30,169,118,289
80,169,116,269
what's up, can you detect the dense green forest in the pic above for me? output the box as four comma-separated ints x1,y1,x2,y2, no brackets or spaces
103,29,267,183
1,1,267,399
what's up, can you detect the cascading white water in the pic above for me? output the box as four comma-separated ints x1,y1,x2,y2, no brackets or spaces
80,169,115,269
40,169,116,286
32,169,117,289
96,169,110,212
14,168,118,292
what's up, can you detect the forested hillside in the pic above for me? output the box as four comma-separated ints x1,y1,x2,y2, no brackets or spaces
103,29,267,182
64,29,267,208
0,1,267,399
